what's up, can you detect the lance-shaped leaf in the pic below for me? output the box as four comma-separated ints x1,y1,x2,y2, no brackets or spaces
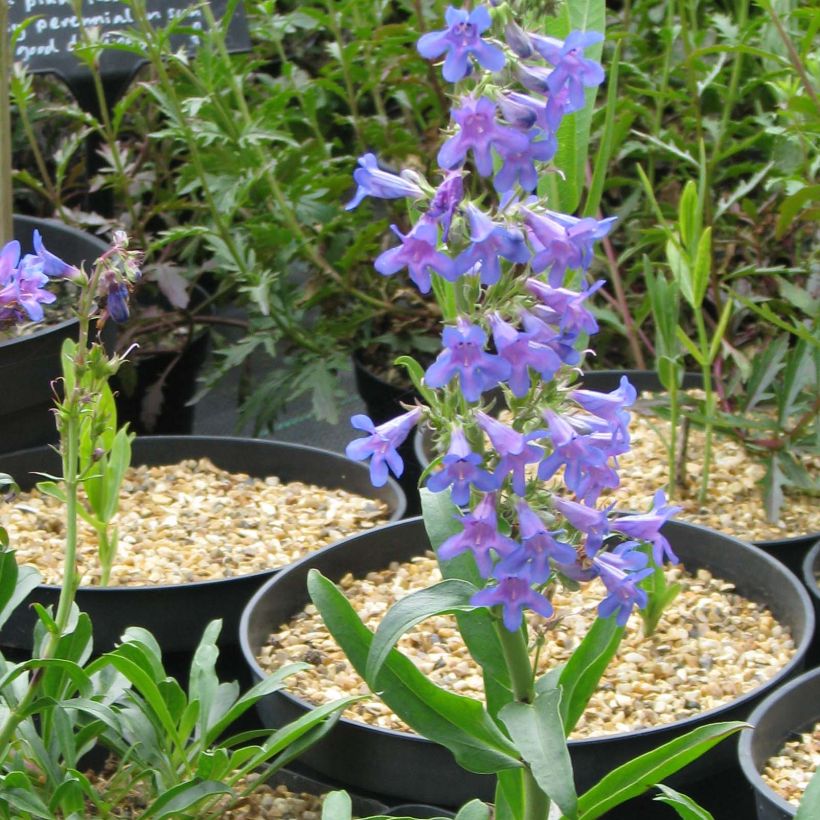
500,689,577,818
308,569,522,775
366,579,478,684
570,722,746,819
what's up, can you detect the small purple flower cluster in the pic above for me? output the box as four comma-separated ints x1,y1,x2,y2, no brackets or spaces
346,5,680,631
0,231,78,325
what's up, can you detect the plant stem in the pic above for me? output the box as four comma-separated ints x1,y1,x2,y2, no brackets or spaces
694,311,715,504
0,0,13,244
495,622,550,820
667,376,679,498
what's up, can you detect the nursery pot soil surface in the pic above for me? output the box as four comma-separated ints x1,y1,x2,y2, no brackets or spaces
739,666,820,820
0,436,405,665
239,516,814,809
0,216,109,454
414,369,820,573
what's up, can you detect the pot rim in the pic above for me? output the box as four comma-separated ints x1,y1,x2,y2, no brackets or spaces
0,315,78,351
802,540,820,602
738,666,820,817
2,435,406,593
239,515,815,750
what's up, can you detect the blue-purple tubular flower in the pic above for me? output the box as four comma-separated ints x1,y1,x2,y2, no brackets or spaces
346,408,422,487
571,375,636,447
611,490,683,565
495,501,576,583
438,492,518,576
593,542,653,625
531,31,605,112
33,230,82,281
346,153,425,210
0,239,56,324
489,312,562,395
438,96,529,177
375,220,455,294
417,5,505,82
552,496,613,556
455,204,529,284
526,279,604,336
426,426,499,506
426,171,465,241
494,130,556,193
471,574,553,631
425,317,511,401
475,410,543,496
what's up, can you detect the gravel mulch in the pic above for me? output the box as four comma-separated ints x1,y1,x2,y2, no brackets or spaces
762,721,819,807
258,553,796,739
2,458,390,586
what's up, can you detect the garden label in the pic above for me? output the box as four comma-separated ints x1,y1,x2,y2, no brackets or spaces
6,0,250,96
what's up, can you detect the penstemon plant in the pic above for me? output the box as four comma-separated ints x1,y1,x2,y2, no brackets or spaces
0,233,355,817
317,4,746,819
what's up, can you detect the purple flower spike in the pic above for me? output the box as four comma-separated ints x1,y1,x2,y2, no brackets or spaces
417,5,505,82
496,501,577,584
438,493,518,577
454,204,529,285
611,490,682,565
471,574,553,631
375,220,455,294
426,426,499,506
475,410,544,496
425,317,511,401
504,20,533,58
438,96,529,177
553,496,613,556
531,31,605,112
346,153,425,210
426,171,464,241
346,408,423,488
490,312,562,395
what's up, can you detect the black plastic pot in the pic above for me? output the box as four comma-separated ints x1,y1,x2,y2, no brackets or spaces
0,436,405,659
739,667,820,819
240,516,814,808
801,541,820,667
0,216,109,454
414,369,819,573
352,350,423,517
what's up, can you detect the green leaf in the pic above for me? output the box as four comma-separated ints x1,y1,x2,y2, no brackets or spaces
0,549,41,630
36,481,67,504
776,184,820,238
691,228,712,309
454,799,492,820
394,355,437,405
706,297,733,364
666,240,694,309
500,689,577,818
572,722,746,819
653,784,714,819
554,616,624,734
744,335,788,411
495,769,525,820
322,791,353,820
678,182,699,254
308,569,522,774
366,579,478,684
675,327,706,366
141,780,232,819
795,765,820,820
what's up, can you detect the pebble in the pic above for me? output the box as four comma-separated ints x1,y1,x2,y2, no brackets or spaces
258,554,796,740
762,722,820,807
1,458,389,586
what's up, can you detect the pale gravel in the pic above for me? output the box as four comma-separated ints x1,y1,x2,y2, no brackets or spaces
762,722,820,807
258,553,796,739
2,458,389,586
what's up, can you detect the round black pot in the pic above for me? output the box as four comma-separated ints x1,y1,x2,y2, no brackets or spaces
0,216,109,454
414,369,819,574
801,541,820,667
352,350,423,517
739,667,820,820
0,436,405,659
240,516,814,808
